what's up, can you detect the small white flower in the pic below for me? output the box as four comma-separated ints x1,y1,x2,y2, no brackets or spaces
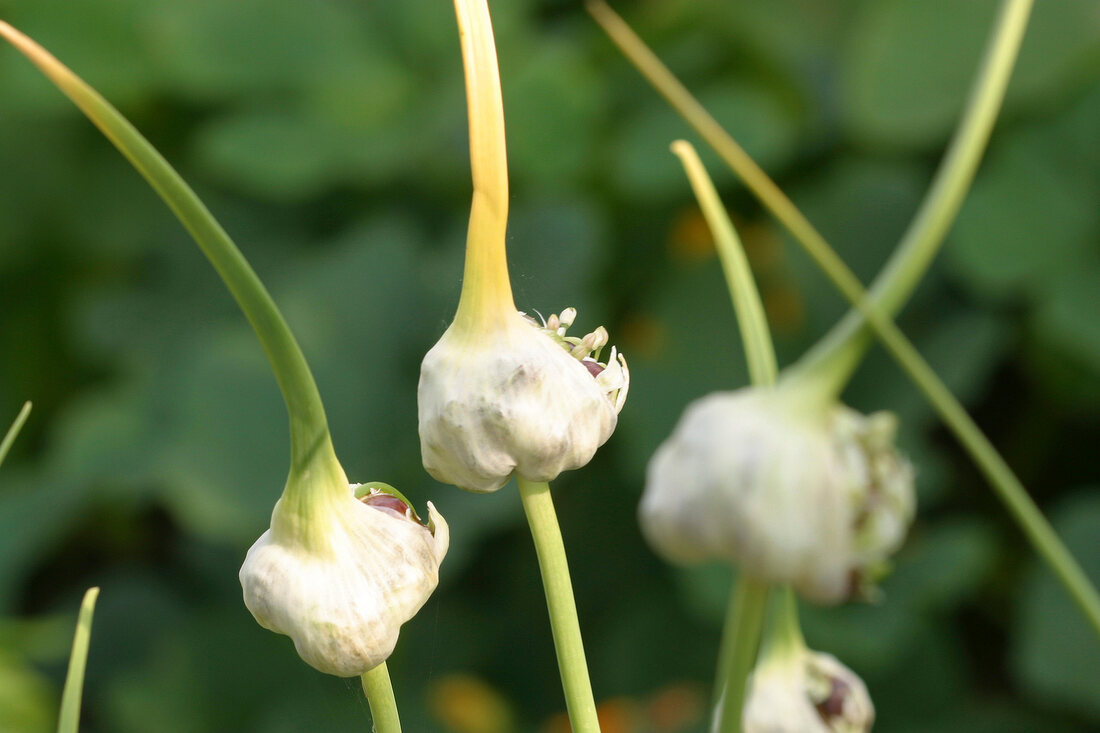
239,455,449,677
744,647,874,733
419,307,628,493
640,386,913,603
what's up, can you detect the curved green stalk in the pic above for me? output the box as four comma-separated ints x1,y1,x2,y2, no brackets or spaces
587,0,841,318
517,477,601,733
792,0,1035,393
711,577,769,733
590,0,1029,394
57,587,100,733
0,401,32,468
672,141,776,387
590,0,1100,636
761,587,805,660
0,22,329,480
829,305,1100,635
361,663,402,733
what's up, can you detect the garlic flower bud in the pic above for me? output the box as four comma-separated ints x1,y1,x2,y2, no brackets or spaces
743,647,874,733
419,307,629,493
640,387,913,603
240,453,449,677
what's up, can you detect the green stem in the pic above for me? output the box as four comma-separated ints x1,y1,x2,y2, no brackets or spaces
360,662,402,733
591,0,1100,637
0,22,329,476
0,401,32,469
793,0,1035,392
516,477,601,733
761,587,805,660
587,0,844,334
57,587,100,733
712,577,769,733
671,141,776,388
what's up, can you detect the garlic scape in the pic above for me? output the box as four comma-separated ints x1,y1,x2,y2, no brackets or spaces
0,22,448,686
417,0,628,493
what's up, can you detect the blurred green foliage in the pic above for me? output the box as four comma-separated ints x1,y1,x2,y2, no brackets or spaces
0,0,1097,731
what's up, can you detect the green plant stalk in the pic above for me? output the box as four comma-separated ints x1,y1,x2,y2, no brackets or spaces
361,663,402,733
827,305,1100,635
0,22,330,486
760,586,805,661
590,0,1031,389
0,401,32,468
587,0,827,284
672,141,776,386
590,0,1100,636
517,477,601,733
711,576,769,733
57,587,100,733
793,0,1036,394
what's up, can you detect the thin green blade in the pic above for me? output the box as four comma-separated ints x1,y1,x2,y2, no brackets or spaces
57,587,100,733
0,401,32,469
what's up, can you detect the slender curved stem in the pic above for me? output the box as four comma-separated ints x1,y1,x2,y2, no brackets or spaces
590,0,1100,637
0,22,329,481
672,141,776,387
57,587,100,733
762,587,805,660
361,662,402,733
517,477,601,733
836,308,1100,635
794,0,1035,391
0,401,32,469
590,0,1031,394
587,0,849,343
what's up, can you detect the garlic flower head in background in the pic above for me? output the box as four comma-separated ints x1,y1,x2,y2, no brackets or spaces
743,646,874,733
240,443,449,677
417,0,628,493
640,386,914,604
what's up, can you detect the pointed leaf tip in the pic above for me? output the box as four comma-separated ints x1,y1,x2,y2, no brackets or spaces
57,587,101,733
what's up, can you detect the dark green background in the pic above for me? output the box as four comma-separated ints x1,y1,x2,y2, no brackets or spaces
1,1,1097,731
